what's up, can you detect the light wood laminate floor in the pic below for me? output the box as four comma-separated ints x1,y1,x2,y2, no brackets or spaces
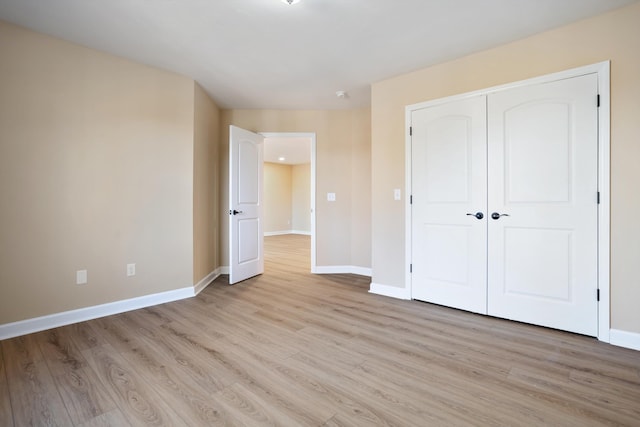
2,234,639,426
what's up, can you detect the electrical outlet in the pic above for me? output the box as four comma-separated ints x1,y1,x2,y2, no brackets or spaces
76,269,87,285
394,189,401,200
127,263,136,277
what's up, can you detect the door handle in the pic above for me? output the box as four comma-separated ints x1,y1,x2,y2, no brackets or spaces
466,212,484,220
491,212,510,220
230,209,244,215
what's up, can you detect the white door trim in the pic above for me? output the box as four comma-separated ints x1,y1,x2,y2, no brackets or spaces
261,132,317,273
405,61,611,342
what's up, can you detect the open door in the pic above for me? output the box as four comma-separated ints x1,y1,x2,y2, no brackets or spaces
229,125,264,284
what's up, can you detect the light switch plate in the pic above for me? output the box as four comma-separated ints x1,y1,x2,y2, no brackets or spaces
327,192,336,202
76,269,87,285
394,189,401,200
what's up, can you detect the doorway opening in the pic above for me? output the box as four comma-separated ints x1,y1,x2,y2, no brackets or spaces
261,132,317,272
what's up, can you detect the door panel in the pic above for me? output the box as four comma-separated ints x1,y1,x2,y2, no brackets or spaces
423,116,472,203
505,103,572,203
229,126,264,284
487,74,598,336
238,140,259,204
503,227,572,300
238,218,260,264
411,96,488,314
422,224,472,285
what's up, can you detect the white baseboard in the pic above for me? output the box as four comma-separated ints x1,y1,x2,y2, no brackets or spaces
313,265,372,277
350,266,372,276
194,268,223,295
610,329,640,351
219,266,230,275
369,282,411,300
264,230,311,236
264,230,291,236
0,286,195,341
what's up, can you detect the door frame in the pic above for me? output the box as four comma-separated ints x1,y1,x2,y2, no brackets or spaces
405,61,611,342
261,132,317,273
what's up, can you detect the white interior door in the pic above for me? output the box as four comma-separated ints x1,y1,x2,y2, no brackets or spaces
487,74,599,336
229,125,264,284
411,96,488,314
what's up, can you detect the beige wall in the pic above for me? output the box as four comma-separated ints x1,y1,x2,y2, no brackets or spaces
292,163,311,233
263,162,311,234
264,162,293,233
220,109,371,269
371,2,640,333
350,108,372,269
0,21,197,324
193,83,221,283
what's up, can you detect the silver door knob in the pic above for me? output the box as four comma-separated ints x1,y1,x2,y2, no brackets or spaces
491,212,510,220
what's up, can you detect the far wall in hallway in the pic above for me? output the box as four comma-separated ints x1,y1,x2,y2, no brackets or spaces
264,162,311,234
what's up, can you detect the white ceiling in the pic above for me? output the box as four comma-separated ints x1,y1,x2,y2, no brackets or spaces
0,0,636,109
264,137,311,165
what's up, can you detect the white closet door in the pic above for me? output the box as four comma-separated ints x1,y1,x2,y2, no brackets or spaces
487,74,599,336
411,96,488,314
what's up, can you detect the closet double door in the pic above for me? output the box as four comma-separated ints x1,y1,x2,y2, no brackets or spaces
410,74,599,336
